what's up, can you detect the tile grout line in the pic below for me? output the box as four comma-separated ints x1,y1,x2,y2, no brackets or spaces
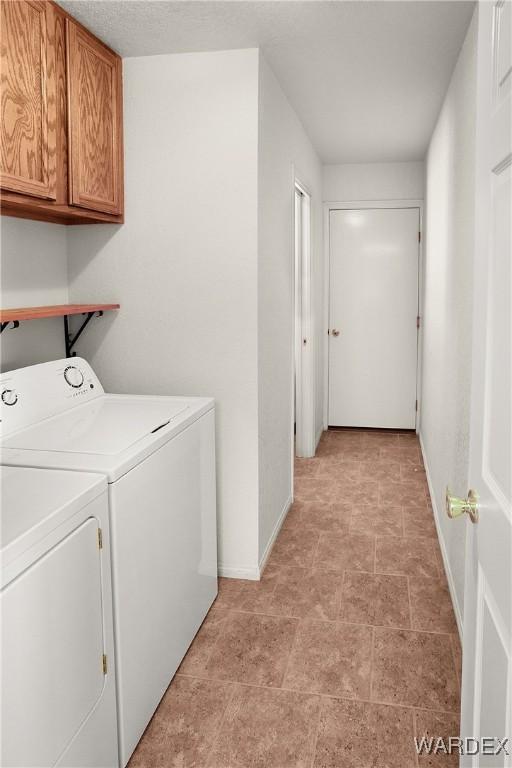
278,615,302,690
217,606,459,638
201,607,233,674
294,565,453,583
202,678,238,765
307,694,324,768
174,672,462,717
369,625,376,702
309,526,323,570
406,575,414,630
336,569,346,621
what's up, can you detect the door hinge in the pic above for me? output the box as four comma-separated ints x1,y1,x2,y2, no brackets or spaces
415,399,418,412
97,528,103,549
418,231,421,243
102,654,108,675
416,315,420,329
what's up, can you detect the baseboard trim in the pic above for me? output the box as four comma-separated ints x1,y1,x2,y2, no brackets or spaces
315,425,324,451
419,433,463,641
218,495,293,582
217,563,260,581
258,494,293,577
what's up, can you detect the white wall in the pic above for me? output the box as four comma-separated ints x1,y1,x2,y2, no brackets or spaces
257,53,323,565
1,218,69,371
1,46,324,580
67,48,260,578
420,10,477,630
323,161,424,201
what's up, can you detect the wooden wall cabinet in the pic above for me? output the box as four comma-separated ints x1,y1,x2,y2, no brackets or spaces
0,0,123,224
0,1,57,200
66,20,123,216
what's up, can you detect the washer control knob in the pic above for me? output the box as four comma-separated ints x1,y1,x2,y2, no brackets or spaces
1,388,18,406
64,365,84,389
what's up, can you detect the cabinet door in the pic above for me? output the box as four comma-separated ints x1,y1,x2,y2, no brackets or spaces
66,20,123,215
0,0,57,199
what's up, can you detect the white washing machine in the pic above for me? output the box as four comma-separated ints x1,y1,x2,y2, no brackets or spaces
1,465,118,768
0,358,218,766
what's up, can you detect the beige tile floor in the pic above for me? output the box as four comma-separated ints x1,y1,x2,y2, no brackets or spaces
128,429,461,768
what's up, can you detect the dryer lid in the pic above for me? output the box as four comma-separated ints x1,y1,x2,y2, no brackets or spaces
2,396,190,456
1,466,106,573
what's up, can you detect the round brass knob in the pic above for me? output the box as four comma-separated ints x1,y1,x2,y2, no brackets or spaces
446,487,479,524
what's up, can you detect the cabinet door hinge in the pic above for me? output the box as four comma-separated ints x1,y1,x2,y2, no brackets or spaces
102,654,108,675
418,231,421,243
97,528,103,549
415,399,418,412
416,315,421,329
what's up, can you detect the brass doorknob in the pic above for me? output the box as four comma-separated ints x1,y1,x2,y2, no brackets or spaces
331,329,340,337
446,488,479,524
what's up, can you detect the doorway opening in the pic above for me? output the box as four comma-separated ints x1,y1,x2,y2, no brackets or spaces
294,179,315,459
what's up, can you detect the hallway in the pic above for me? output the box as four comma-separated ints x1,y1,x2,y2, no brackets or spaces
129,429,461,767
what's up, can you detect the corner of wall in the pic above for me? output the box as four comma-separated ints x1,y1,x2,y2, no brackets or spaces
256,50,323,571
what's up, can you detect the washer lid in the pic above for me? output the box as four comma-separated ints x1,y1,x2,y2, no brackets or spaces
3,396,190,455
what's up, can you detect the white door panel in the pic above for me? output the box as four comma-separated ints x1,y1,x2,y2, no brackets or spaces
461,2,511,764
1,518,105,768
328,207,419,429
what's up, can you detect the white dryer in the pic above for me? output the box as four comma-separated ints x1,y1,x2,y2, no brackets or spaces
0,358,218,766
1,465,118,768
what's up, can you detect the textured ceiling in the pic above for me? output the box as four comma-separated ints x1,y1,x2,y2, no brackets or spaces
60,0,475,163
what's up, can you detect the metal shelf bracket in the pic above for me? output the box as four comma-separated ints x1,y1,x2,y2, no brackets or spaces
0,320,20,334
64,311,104,358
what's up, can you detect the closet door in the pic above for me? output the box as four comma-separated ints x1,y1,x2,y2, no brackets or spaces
66,19,123,215
328,207,420,429
0,0,57,199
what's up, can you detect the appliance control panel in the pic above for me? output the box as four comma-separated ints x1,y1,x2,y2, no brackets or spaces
0,358,104,439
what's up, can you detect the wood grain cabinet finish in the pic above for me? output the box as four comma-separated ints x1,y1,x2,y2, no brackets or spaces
0,0,57,199
66,20,123,215
0,1,123,224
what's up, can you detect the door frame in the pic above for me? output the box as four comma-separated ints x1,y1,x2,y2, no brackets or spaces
293,176,316,459
323,199,424,432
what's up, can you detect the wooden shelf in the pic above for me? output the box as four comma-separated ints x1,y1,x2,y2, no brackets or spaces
0,303,120,357
0,303,120,323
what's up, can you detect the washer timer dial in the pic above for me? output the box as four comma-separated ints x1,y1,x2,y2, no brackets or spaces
1,389,18,406
64,365,84,389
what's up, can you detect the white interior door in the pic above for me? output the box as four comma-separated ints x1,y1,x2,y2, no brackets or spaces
328,207,419,429
294,188,303,444
294,181,315,458
460,3,511,765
